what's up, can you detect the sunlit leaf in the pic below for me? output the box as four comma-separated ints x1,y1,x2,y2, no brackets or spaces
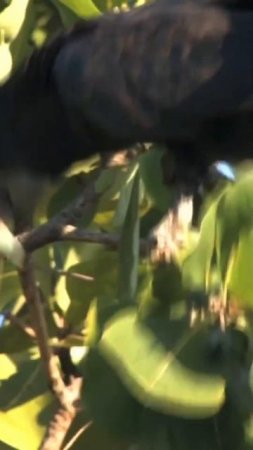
0,356,53,450
0,394,52,450
0,354,17,380
57,0,100,18
0,0,30,41
99,309,225,418
0,38,12,84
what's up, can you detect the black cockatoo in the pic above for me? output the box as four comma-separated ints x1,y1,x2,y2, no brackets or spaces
0,0,252,262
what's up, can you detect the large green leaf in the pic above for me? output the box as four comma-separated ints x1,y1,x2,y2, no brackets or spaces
99,309,225,418
81,345,247,450
118,169,140,305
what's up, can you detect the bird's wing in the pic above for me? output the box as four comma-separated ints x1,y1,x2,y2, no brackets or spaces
53,2,252,138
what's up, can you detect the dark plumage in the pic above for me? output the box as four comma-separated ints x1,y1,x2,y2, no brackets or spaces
1,0,253,201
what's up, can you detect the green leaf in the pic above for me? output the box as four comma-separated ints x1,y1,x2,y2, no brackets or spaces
95,165,138,230
99,309,225,418
152,261,183,306
50,0,79,27
0,0,30,42
118,169,140,305
139,146,172,212
136,262,157,318
0,39,12,84
81,349,141,439
228,230,253,307
95,166,125,197
11,0,55,69
0,394,50,450
0,269,20,311
113,163,139,228
182,201,217,291
137,261,185,320
85,299,99,346
65,249,119,326
216,172,253,280
57,0,100,18
48,173,96,227
0,325,34,354
0,356,53,450
93,0,128,12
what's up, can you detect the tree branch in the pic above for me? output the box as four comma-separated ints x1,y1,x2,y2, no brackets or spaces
19,256,66,396
18,181,99,252
20,225,152,255
40,377,83,450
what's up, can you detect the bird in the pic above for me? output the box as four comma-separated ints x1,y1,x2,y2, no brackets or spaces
0,0,252,262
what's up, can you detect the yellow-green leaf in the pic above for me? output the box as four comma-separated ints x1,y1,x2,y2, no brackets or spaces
58,0,100,18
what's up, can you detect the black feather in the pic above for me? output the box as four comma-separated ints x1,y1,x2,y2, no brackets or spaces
0,0,253,193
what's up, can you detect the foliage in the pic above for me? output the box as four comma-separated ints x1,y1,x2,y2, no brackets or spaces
0,1,253,449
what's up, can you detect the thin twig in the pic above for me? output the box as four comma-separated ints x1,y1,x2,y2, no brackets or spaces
62,420,93,450
56,269,94,282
